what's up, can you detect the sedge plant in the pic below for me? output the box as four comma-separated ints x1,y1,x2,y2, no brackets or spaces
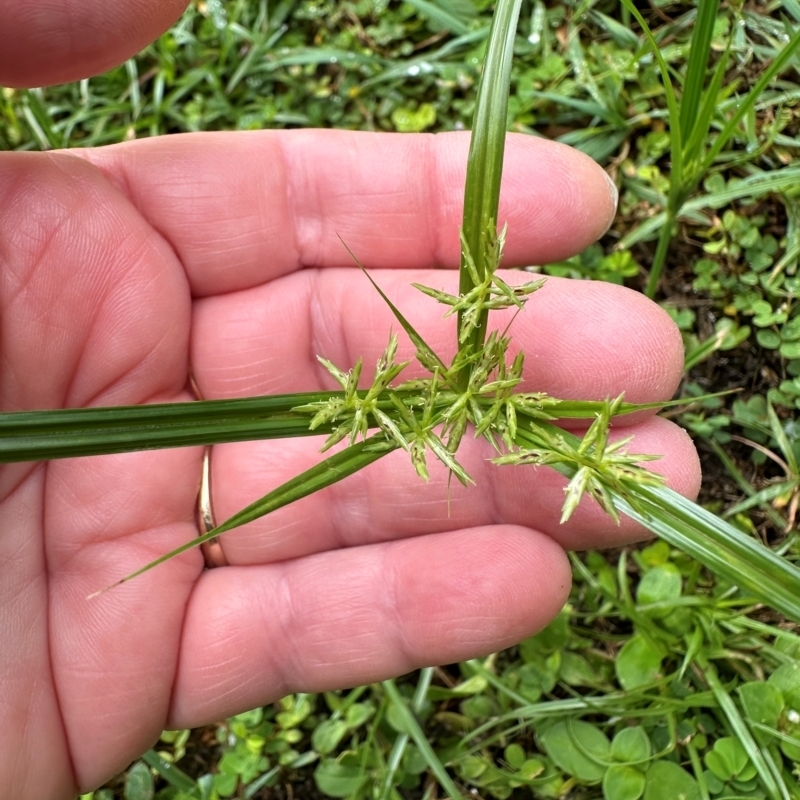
1,0,800,628
617,0,800,298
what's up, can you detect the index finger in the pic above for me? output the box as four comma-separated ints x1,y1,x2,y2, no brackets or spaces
76,130,619,296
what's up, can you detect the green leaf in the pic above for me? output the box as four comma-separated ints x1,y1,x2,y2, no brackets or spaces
618,484,800,624
521,609,570,653
402,0,473,35
603,764,645,800
95,437,394,592
615,635,664,691
344,703,374,730
350,252,450,380
767,661,800,707
699,26,800,175
124,762,154,800
382,678,463,800
0,392,332,462
738,682,785,746
636,564,682,607
642,762,700,800
141,750,197,793
459,0,523,357
539,720,610,783
703,662,788,799
313,759,366,798
611,728,651,764
705,737,754,783
312,719,349,755
504,743,526,769
678,0,720,145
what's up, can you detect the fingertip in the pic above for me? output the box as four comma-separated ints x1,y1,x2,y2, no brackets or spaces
0,0,189,87
398,526,572,651
510,277,685,408
651,416,702,502
499,135,619,265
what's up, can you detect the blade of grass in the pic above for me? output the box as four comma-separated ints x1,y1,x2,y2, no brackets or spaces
381,677,464,800
0,393,333,462
459,0,523,359
339,238,452,381
379,668,434,800
91,436,395,595
403,0,472,36
682,39,732,169
699,24,800,175
618,0,683,193
708,439,788,530
678,0,720,145
141,750,199,795
701,661,789,800
616,484,800,623
0,389,730,463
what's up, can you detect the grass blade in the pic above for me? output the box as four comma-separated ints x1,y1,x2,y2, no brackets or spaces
92,436,395,594
679,0,720,145
617,485,800,623
701,662,789,800
141,750,199,794
459,0,523,357
402,0,472,36
700,24,800,175
382,677,464,800
338,237,453,382
0,393,337,462
379,668,434,800
618,0,683,193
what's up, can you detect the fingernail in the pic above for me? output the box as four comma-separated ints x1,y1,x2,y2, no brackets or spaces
604,170,619,210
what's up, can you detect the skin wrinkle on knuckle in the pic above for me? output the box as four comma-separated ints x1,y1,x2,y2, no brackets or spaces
383,547,421,674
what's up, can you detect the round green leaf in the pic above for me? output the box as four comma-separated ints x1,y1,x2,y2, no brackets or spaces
517,757,547,781
616,635,664,690
344,701,374,730
611,727,651,764
124,762,154,800
643,761,700,800
504,743,527,769
312,719,349,755
738,681,784,746
636,564,682,607
704,737,750,782
313,759,366,798
768,661,800,706
539,720,610,783
756,329,781,349
780,341,800,360
603,764,645,800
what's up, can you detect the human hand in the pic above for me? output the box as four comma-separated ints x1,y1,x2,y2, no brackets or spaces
0,4,700,798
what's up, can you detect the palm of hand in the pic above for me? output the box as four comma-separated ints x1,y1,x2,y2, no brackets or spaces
0,132,698,797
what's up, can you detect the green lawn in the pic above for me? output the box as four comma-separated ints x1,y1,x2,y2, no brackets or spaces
4,1,800,798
